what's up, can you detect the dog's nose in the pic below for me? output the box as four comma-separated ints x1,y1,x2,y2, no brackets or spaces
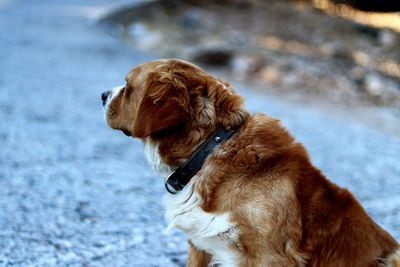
102,90,110,106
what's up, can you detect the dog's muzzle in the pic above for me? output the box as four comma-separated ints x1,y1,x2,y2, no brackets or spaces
101,85,125,109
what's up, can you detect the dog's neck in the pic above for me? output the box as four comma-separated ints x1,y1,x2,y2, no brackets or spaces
143,123,243,194
142,80,250,193
143,137,175,178
164,126,242,194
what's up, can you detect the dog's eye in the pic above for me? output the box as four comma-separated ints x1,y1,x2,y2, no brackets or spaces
122,130,131,137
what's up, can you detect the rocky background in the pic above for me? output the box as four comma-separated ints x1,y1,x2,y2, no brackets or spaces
105,0,400,111
0,0,399,266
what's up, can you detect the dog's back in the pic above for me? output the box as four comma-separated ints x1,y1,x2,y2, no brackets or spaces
194,113,400,266
298,172,399,266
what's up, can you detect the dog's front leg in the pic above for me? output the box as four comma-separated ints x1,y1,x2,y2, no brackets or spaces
187,240,211,267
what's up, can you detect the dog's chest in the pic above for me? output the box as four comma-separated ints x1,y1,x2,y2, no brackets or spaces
142,138,241,265
164,188,241,266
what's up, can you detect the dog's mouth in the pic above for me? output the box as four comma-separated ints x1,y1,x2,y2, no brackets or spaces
101,85,134,138
122,129,131,137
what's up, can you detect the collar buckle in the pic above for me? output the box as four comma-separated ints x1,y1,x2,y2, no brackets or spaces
165,171,182,194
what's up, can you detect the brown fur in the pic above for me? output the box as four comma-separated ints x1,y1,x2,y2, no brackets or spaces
104,59,399,266
188,241,212,267
389,249,400,267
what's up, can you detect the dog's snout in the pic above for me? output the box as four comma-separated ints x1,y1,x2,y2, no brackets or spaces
102,90,110,106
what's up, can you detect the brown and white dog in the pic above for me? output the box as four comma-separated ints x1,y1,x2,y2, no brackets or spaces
102,59,400,266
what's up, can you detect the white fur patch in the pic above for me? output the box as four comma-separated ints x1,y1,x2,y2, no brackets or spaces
142,137,241,266
103,85,125,115
142,137,174,178
165,188,241,267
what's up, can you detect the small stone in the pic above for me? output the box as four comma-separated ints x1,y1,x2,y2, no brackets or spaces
190,45,234,66
132,234,145,244
379,30,398,47
180,8,204,29
258,66,281,85
365,74,384,96
231,55,263,80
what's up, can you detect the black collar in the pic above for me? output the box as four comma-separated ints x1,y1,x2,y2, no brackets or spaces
165,125,241,194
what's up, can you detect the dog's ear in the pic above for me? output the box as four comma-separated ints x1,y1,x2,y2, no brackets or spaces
132,73,189,138
207,79,249,129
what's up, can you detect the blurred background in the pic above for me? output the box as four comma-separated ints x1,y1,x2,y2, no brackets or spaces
0,0,399,266
105,0,400,120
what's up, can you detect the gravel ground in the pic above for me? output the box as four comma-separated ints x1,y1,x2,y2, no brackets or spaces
0,0,399,266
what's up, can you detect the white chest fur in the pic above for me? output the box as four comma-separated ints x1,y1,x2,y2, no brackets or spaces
142,138,241,266
165,187,241,267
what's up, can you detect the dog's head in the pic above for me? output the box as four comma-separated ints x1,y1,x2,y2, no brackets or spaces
102,59,249,165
